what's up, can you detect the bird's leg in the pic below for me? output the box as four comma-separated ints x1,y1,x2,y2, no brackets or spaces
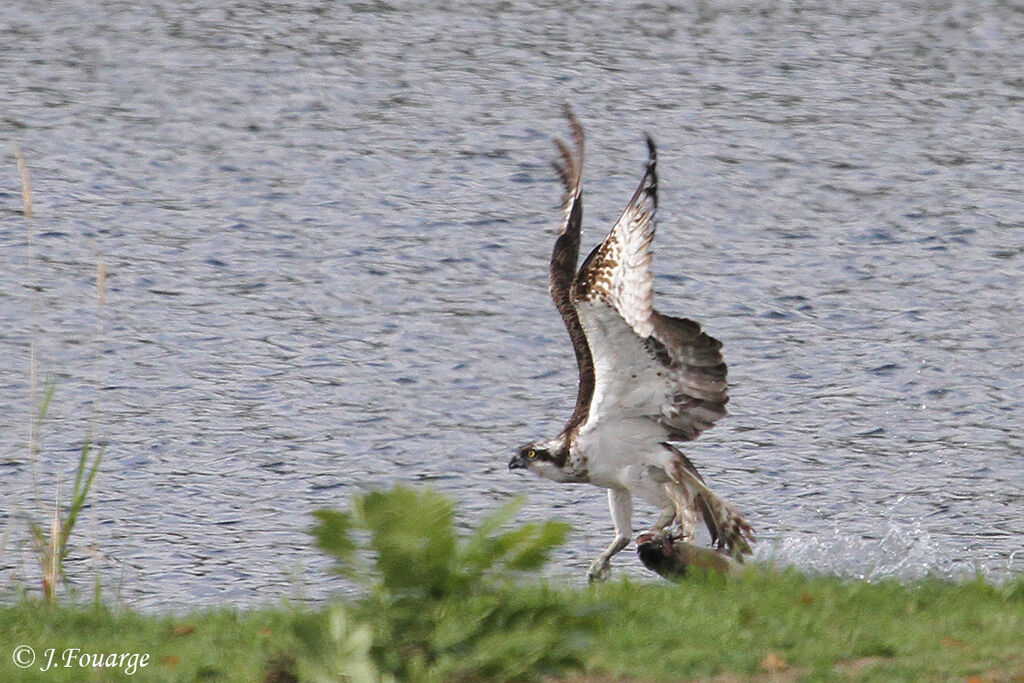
651,504,675,532
662,481,698,543
588,487,632,583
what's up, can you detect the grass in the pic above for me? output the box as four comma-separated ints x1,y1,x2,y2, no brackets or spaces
0,571,1021,681
24,381,104,605
0,601,300,682
12,148,106,605
2,486,1022,682
582,571,1024,681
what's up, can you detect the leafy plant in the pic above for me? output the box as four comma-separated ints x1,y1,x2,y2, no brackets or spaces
303,487,600,682
292,604,394,683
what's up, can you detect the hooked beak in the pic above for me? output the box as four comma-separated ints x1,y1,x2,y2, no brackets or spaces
508,454,529,471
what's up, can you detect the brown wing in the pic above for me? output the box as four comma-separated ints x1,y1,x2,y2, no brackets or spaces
548,106,597,439
571,137,728,441
648,312,729,440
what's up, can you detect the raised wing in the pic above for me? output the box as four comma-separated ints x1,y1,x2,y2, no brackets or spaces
572,138,728,441
572,135,658,336
548,107,597,439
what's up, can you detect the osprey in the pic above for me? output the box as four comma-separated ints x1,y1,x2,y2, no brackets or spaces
509,108,754,582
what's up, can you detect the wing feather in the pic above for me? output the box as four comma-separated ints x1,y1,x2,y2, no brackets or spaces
548,106,596,439
572,135,658,337
572,138,728,441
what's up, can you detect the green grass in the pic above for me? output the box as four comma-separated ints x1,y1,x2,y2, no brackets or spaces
24,380,104,606
0,601,300,682
583,570,1024,681
2,485,1022,682
1,572,1022,682
1,482,1021,682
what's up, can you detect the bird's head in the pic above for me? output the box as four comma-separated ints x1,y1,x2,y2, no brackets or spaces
509,439,569,481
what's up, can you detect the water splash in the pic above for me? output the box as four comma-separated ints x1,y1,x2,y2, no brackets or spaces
758,520,1021,584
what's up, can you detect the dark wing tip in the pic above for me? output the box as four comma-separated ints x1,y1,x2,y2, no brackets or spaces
562,105,584,155
552,107,585,192
634,133,658,211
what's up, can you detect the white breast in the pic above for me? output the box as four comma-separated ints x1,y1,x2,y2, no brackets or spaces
575,416,668,489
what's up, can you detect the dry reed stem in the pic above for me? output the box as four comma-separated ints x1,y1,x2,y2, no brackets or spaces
15,146,33,218
45,488,61,603
16,145,43,506
97,259,107,306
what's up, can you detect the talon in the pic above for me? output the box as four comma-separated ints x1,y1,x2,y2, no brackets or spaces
587,559,612,583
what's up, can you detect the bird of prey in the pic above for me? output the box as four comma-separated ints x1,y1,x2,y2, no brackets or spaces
509,108,754,582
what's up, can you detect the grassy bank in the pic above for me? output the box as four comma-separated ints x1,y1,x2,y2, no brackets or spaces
3,486,1022,682
1,569,1022,682
0,603,297,682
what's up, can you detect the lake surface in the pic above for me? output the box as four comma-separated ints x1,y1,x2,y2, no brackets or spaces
2,0,1022,610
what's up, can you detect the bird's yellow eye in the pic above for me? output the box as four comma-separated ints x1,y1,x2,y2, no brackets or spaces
527,449,537,459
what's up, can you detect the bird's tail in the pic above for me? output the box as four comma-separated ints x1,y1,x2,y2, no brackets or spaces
662,444,755,559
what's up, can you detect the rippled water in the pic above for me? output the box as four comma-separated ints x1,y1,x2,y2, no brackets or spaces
2,1,1022,609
